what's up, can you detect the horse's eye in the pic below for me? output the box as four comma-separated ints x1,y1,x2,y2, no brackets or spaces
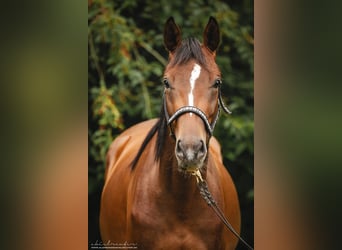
163,79,170,89
213,79,222,88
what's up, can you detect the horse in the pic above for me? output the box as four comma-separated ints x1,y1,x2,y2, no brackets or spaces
100,16,241,249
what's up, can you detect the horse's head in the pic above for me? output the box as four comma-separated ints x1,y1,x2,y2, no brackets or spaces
163,17,224,173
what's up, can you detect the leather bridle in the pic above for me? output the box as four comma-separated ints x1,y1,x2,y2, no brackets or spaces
163,89,254,250
163,87,231,138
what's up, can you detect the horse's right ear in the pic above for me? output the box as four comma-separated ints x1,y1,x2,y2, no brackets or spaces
164,17,181,53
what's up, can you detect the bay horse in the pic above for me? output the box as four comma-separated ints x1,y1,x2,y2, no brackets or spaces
100,17,241,249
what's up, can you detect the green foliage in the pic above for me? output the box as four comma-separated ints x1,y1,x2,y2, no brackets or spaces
89,0,253,245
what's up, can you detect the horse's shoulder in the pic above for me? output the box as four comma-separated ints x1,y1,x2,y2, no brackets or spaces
209,136,241,235
209,136,223,164
105,119,158,178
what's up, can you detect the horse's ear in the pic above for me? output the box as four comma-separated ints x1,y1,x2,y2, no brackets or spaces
164,17,181,53
203,16,220,53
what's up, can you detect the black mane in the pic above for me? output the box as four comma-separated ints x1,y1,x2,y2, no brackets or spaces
130,105,167,170
170,37,206,66
130,37,206,170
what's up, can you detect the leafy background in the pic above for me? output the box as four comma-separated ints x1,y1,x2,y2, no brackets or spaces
88,0,254,248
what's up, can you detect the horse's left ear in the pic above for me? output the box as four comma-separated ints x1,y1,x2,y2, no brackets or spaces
203,17,220,53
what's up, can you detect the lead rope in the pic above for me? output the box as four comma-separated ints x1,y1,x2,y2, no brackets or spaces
191,170,254,250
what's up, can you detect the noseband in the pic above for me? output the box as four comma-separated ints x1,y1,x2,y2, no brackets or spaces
163,88,231,138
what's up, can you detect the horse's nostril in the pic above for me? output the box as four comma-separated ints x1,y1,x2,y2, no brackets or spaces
195,140,205,153
196,140,206,159
176,140,185,159
176,140,182,152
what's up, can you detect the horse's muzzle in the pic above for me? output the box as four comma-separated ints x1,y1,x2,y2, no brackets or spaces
175,138,207,171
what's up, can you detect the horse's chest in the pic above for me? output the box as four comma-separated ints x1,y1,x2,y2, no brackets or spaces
129,196,222,249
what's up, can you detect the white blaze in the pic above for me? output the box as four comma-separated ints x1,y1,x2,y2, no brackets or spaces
188,64,201,115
